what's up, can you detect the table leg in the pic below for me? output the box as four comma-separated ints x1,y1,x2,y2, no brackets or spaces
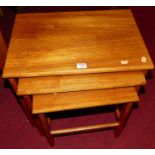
9,78,18,92
114,102,134,137
8,78,45,135
114,105,120,121
38,113,54,146
19,97,35,126
9,79,35,125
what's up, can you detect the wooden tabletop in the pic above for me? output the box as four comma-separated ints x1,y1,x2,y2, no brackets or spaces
17,71,146,95
3,9,154,78
32,87,139,113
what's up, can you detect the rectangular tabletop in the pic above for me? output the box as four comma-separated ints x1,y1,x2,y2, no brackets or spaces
3,9,154,78
32,87,139,113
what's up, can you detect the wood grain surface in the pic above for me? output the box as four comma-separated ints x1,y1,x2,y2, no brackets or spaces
17,71,146,95
32,87,139,114
3,9,154,78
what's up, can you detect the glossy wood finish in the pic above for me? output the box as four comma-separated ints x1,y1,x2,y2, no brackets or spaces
17,71,146,95
51,122,120,136
3,9,154,78
32,87,139,114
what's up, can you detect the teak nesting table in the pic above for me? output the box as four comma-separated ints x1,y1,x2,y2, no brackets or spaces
2,9,154,146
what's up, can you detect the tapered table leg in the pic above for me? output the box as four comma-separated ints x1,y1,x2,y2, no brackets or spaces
38,113,54,146
19,98,35,126
114,102,134,137
23,95,45,135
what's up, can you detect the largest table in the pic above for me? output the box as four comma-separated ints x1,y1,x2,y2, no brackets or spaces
3,9,153,78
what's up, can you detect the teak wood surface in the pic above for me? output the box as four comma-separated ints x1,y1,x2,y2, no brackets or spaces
32,87,139,114
3,9,154,78
17,71,146,95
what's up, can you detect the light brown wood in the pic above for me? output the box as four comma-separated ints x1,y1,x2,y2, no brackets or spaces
51,122,120,136
0,31,7,71
17,71,146,95
3,9,154,78
32,87,139,114
114,105,121,121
